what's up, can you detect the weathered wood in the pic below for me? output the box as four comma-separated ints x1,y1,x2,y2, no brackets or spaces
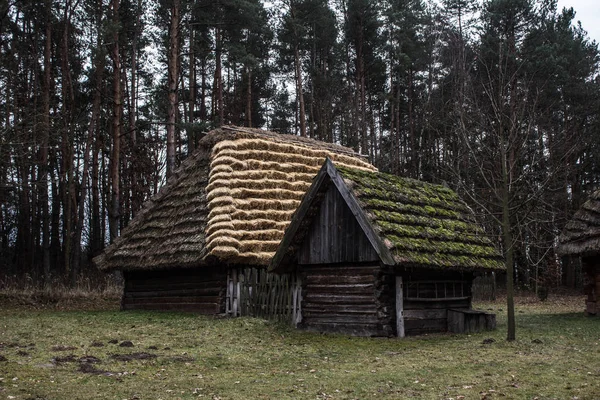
325,160,396,265
403,309,447,320
122,302,220,313
304,276,377,285
302,314,380,324
447,309,496,333
303,293,374,304
305,283,375,294
122,267,226,313
298,185,379,265
125,289,221,298
404,318,447,334
125,295,221,304
303,304,377,313
396,276,405,338
404,298,470,310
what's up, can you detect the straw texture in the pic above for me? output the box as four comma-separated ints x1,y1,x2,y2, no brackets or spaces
558,189,600,257
93,126,375,271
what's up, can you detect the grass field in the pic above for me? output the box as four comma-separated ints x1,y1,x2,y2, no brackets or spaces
0,293,598,400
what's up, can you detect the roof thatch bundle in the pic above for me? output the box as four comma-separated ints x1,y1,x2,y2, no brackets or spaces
272,160,504,271
558,190,600,257
93,126,376,271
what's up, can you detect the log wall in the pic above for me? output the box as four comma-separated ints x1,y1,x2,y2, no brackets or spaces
122,267,227,313
299,263,393,337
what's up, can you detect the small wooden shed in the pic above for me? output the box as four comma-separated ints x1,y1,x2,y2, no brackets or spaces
270,159,504,336
93,127,375,314
558,190,600,316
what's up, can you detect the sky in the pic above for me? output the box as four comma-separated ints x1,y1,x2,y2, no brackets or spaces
557,0,600,44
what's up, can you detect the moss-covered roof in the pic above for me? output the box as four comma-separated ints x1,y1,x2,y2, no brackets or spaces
336,165,504,270
270,160,504,272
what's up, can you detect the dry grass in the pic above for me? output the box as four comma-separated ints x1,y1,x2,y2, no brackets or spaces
1,292,598,400
0,274,121,311
205,137,376,266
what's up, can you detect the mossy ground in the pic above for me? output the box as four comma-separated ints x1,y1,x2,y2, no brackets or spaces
0,294,598,399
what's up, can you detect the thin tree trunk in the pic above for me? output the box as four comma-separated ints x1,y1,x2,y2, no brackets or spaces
245,66,252,127
188,26,196,153
501,130,516,341
215,27,224,126
41,0,52,281
60,0,75,280
73,11,105,277
294,43,306,137
109,0,121,242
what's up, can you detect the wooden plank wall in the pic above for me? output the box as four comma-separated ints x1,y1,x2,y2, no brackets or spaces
122,267,227,313
299,264,393,337
298,186,379,265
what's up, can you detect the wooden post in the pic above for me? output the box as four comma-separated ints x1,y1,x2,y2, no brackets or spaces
396,276,405,338
226,270,232,315
232,269,238,317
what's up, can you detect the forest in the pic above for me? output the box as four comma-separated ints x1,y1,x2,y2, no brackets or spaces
0,0,598,291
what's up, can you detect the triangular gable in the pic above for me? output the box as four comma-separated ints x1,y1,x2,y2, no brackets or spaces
270,159,395,272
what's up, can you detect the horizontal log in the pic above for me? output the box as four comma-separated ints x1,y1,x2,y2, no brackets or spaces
304,275,376,285
404,299,470,310
304,314,380,324
303,304,377,314
124,296,221,305
404,318,447,335
303,293,374,304
403,309,447,320
302,265,380,274
125,288,223,298
305,283,374,295
125,279,226,291
122,302,221,314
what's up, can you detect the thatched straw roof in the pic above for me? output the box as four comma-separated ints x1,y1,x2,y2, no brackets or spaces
93,126,376,271
557,190,600,257
271,159,504,272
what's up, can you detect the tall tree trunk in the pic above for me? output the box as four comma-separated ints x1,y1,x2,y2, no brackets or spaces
73,10,105,278
501,129,516,341
188,26,196,153
60,0,75,280
166,0,180,179
41,1,52,281
294,43,306,137
215,27,224,126
245,66,252,127
109,0,122,242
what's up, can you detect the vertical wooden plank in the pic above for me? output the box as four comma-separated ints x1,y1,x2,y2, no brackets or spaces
296,276,303,326
396,276,405,338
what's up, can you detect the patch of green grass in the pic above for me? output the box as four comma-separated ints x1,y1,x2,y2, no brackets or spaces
0,295,598,399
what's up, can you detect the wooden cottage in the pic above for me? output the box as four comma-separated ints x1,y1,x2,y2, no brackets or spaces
270,159,504,337
557,190,600,316
93,126,375,314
